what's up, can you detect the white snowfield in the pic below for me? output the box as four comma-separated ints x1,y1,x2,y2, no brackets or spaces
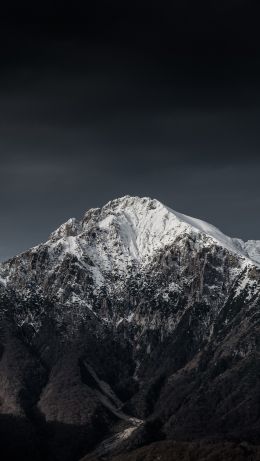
0,196,259,283
47,195,260,269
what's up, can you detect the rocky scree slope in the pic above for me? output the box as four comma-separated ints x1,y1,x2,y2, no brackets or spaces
0,196,259,461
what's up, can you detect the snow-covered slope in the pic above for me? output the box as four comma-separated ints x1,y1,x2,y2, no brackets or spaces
31,196,259,268
48,195,259,266
244,239,260,264
1,196,258,277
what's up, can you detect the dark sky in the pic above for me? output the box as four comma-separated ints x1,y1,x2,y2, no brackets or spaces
0,2,260,261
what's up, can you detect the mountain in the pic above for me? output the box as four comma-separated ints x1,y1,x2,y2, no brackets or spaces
0,195,260,461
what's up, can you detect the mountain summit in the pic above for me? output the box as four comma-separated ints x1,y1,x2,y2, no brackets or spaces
35,195,260,265
0,196,260,461
1,195,259,271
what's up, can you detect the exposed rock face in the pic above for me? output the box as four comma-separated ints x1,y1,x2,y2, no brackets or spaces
88,439,260,461
0,196,259,460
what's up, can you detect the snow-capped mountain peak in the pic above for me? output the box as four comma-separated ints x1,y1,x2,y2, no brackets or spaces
0,196,260,460
47,195,259,267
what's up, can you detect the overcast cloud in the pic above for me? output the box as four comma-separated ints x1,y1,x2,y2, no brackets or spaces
0,3,259,260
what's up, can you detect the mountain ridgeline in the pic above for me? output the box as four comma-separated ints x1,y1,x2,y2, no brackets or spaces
0,196,260,461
